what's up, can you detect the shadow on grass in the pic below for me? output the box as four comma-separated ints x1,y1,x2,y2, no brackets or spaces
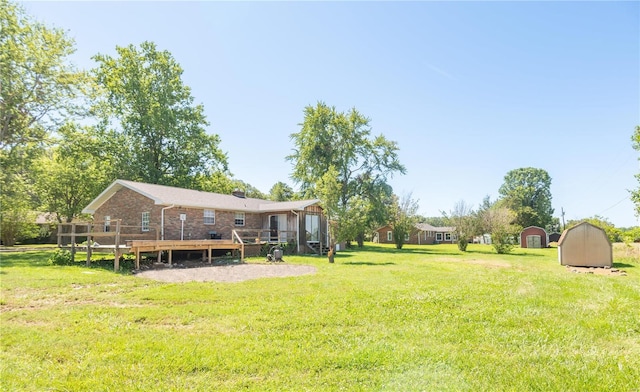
613,262,636,269
0,251,53,268
342,261,396,266
471,250,547,258
0,250,135,274
345,245,461,256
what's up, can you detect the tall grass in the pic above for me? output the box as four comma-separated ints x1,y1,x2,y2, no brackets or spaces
1,244,638,391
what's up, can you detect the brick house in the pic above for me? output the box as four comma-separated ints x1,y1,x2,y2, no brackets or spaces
82,180,328,254
374,223,457,245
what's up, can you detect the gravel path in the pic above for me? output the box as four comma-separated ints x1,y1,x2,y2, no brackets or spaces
135,263,317,283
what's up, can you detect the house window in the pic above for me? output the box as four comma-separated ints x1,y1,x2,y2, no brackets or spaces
204,209,215,225
141,212,150,232
436,232,443,241
426,231,434,238
404,233,410,241
387,231,393,242
445,233,452,241
104,216,111,232
234,212,245,226
452,234,458,241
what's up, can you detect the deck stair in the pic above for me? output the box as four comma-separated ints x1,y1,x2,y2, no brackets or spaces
307,242,330,255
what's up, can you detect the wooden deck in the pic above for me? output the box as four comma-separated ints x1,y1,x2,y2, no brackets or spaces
127,239,244,270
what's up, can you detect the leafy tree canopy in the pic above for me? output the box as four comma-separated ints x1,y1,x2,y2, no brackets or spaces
498,167,554,229
269,181,296,201
33,123,116,223
92,41,228,188
288,102,405,245
0,0,88,151
1,0,87,245
194,173,266,199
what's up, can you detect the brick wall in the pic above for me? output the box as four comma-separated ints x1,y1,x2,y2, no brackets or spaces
162,209,263,240
93,187,268,241
93,187,160,244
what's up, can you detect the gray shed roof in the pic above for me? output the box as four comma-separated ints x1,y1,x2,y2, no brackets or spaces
82,180,320,214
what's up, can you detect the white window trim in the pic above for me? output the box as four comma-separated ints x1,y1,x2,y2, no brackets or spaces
436,232,443,241
404,233,410,241
445,233,452,241
104,216,111,232
234,212,245,226
204,209,215,225
387,231,393,242
141,212,150,232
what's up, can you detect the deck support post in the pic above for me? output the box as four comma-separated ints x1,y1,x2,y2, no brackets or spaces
114,220,121,272
86,223,92,266
71,223,76,263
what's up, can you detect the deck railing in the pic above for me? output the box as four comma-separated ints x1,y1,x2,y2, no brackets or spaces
232,229,297,244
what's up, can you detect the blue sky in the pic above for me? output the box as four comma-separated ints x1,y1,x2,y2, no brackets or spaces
21,1,640,227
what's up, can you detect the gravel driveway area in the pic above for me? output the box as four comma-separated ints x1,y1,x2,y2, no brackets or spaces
135,263,317,283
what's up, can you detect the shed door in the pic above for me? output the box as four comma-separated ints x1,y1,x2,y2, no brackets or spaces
526,235,541,248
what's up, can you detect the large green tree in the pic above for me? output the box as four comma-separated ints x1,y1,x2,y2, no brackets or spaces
498,167,554,229
34,123,115,223
632,125,640,216
92,41,228,188
1,0,87,245
0,0,87,150
195,172,266,199
269,181,296,201
288,102,405,245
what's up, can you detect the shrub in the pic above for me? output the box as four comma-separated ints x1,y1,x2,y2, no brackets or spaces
457,237,469,252
491,229,516,254
48,249,73,265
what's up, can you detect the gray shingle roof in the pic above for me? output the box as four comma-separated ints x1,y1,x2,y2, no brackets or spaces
83,179,320,214
415,223,455,232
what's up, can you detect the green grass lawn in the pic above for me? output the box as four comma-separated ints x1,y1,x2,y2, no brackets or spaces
1,243,639,391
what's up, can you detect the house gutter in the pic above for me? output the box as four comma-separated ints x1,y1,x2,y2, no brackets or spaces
291,210,300,254
161,205,175,240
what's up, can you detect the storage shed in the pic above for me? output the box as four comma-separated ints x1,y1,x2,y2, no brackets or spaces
548,232,561,243
557,222,612,267
520,226,548,248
